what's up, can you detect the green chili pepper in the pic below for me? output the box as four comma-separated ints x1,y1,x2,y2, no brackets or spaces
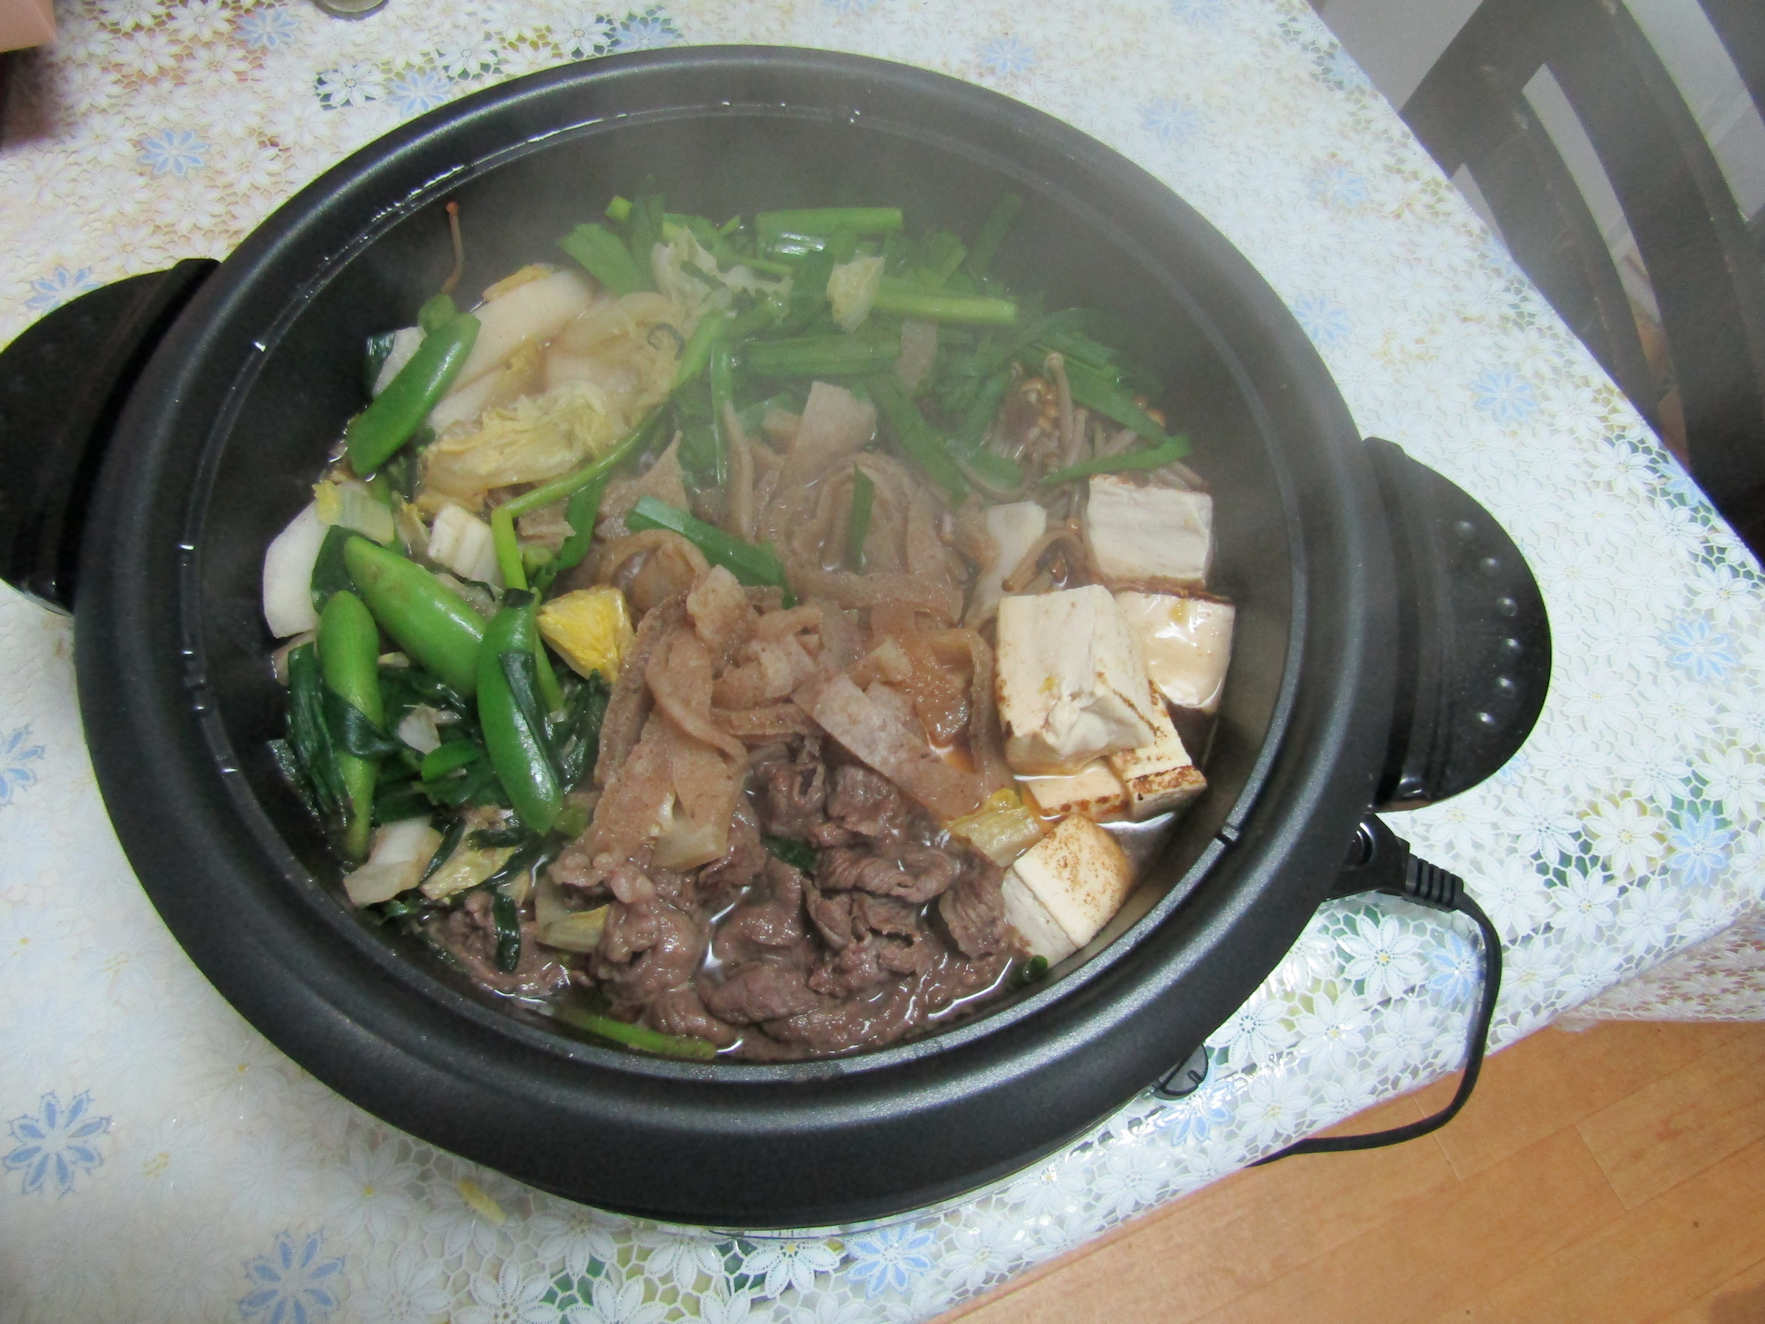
417,293,458,335
317,590,384,862
345,312,480,477
342,537,485,697
476,600,563,834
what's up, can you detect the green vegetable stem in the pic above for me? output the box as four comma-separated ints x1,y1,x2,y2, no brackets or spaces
346,312,480,477
477,599,563,834
626,495,792,598
317,590,385,862
342,536,485,696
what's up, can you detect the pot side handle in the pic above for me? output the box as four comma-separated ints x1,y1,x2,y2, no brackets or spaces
0,259,218,613
1365,437,1551,810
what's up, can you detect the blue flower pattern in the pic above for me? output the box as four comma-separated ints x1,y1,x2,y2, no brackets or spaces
239,1231,345,1324
1142,97,1201,146
235,8,300,51
384,66,454,116
138,128,208,177
845,1223,934,1297
613,8,683,50
1427,930,1481,1005
1472,367,1538,424
1668,806,1734,885
4,1091,111,1196
0,725,45,805
25,267,98,313
1309,160,1368,209
1665,618,1737,682
979,35,1036,77
1293,293,1350,348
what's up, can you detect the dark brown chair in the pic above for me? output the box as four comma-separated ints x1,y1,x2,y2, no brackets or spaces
1401,0,1765,554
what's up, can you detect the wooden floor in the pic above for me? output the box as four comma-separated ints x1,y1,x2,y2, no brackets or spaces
944,1019,1765,1323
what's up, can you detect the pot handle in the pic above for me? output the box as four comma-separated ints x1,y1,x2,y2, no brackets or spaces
0,259,218,613
1365,437,1551,809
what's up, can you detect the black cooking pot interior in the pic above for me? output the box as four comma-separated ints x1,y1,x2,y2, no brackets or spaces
0,48,1546,1227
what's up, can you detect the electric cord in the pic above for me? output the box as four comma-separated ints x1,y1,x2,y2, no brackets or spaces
1250,817,1503,1164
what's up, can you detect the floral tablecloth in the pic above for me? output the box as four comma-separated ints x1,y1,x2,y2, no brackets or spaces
4,2,1763,1320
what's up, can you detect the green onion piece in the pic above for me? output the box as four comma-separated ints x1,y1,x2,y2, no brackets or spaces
558,222,646,295
845,466,874,571
671,310,729,391
1044,354,1171,445
742,332,899,379
762,834,818,873
604,195,632,224
420,739,482,781
491,889,522,972
553,1006,718,1059
871,284,1017,325
362,330,399,395
868,375,967,500
626,495,792,598
966,192,1024,280
308,523,358,615
757,207,903,247
491,411,664,591
1039,435,1192,487
954,368,1015,454
706,342,737,489
963,450,1024,487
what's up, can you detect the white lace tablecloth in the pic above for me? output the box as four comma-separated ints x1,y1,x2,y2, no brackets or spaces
4,2,1764,1320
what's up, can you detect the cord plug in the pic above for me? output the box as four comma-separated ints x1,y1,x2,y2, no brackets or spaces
1330,815,1465,911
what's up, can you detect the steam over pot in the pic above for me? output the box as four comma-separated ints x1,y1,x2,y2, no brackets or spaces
0,47,1547,1227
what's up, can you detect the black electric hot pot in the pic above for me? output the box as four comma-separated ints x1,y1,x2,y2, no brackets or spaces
0,48,1548,1229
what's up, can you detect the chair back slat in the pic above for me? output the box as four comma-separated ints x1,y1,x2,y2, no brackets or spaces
1401,0,1765,549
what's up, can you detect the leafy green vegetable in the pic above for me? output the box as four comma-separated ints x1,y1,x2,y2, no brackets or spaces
965,192,1023,280
1039,434,1192,486
868,375,967,500
558,222,647,295
626,495,792,597
762,835,818,873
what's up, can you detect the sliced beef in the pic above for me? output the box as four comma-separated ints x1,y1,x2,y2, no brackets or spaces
936,855,1013,959
589,870,709,1004
696,801,767,914
643,986,743,1049
712,856,811,966
825,764,908,840
816,842,962,903
428,890,571,999
700,961,824,1024
807,939,888,997
755,744,827,838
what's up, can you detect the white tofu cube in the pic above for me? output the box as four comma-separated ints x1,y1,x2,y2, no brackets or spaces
1002,813,1135,959
995,585,1162,774
1086,475,1213,588
1106,701,1207,819
1001,873,1078,963
1114,590,1235,713
1020,760,1128,820
966,501,1047,624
